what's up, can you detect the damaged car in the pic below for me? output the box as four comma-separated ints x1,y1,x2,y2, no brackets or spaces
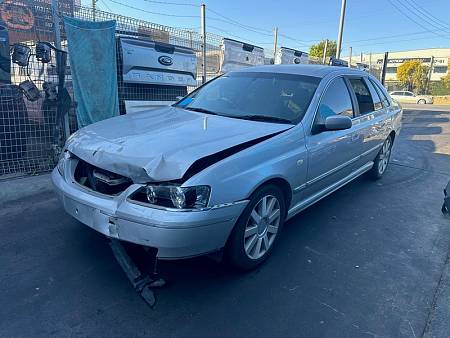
52,65,402,270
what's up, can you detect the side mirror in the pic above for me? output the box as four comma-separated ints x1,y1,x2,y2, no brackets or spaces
324,115,352,131
176,96,184,101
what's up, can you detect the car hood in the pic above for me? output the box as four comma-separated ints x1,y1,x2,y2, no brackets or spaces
66,106,293,183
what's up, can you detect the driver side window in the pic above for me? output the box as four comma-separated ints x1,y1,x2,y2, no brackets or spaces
316,78,354,123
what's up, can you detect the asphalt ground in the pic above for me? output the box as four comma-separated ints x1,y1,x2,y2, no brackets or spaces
1,104,450,337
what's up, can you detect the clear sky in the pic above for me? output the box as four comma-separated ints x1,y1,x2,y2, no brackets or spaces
82,0,450,56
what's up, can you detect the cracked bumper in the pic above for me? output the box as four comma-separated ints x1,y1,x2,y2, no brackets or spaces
51,169,247,259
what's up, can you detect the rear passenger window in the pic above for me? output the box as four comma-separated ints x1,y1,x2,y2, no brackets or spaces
317,78,354,122
349,78,374,115
369,78,390,107
365,79,383,110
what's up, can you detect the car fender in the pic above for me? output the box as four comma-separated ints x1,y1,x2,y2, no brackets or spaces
183,123,308,207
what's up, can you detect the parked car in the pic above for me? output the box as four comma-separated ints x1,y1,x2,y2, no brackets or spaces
389,90,433,104
52,65,402,270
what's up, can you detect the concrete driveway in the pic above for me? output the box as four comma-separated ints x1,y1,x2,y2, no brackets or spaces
1,105,450,337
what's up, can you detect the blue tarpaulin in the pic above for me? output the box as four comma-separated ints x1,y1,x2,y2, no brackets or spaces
63,17,119,128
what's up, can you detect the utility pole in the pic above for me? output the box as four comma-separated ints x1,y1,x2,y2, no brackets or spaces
273,27,278,62
322,39,328,64
348,46,352,67
92,0,98,21
360,52,363,63
369,52,372,70
425,56,434,94
381,52,389,86
336,0,346,59
200,4,206,84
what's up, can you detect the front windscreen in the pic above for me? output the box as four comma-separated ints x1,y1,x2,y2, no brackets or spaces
175,72,321,124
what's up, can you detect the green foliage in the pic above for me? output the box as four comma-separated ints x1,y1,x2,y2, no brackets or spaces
430,73,450,96
309,40,337,58
396,60,429,93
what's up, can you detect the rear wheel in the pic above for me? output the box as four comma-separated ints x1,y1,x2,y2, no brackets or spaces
225,184,286,270
418,99,426,104
368,135,393,180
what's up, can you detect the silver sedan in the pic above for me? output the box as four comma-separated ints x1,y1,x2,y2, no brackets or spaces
52,65,402,270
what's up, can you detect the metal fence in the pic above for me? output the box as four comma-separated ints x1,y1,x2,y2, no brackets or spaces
1,2,224,178
0,2,384,179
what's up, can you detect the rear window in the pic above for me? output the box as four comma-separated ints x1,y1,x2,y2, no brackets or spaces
365,79,383,111
369,78,390,107
349,78,374,115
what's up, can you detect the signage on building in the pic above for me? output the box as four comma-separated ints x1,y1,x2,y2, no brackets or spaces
0,0,75,43
377,57,432,64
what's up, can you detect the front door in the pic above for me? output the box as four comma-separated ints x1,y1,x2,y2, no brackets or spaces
304,77,360,198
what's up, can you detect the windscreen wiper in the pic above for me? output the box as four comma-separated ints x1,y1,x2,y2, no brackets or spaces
184,107,219,115
236,115,293,124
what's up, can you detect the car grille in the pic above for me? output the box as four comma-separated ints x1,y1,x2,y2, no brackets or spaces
74,159,132,195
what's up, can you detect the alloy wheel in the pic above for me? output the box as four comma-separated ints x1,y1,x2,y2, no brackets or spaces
378,138,392,175
243,195,281,260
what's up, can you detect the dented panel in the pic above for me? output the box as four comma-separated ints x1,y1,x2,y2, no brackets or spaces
66,106,293,183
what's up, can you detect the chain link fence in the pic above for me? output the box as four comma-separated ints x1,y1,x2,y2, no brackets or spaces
0,2,385,179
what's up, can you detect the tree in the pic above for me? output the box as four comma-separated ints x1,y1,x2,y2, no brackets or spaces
309,40,337,59
396,60,429,93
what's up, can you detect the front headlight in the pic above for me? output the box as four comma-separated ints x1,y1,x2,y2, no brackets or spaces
131,184,211,210
57,150,70,176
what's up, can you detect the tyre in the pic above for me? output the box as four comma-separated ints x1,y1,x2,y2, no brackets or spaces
368,135,393,180
418,99,426,104
225,184,286,270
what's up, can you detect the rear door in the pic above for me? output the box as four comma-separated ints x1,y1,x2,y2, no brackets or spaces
304,77,360,197
346,76,388,168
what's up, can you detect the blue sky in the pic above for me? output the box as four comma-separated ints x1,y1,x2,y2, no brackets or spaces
82,0,450,56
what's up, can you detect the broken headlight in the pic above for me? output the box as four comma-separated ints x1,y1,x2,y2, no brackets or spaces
132,185,211,210
57,151,70,176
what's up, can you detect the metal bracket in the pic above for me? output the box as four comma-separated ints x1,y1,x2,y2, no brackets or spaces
109,239,165,307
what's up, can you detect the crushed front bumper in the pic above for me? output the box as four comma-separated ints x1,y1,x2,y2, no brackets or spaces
51,168,248,259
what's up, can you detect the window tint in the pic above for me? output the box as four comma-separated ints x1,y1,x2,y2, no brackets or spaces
369,78,390,107
365,79,383,110
317,78,353,123
404,92,414,96
349,78,374,115
391,91,400,95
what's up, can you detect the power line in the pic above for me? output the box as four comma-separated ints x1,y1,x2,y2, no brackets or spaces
403,0,450,29
99,0,112,12
344,28,447,44
206,7,272,34
387,0,450,39
107,0,199,18
396,0,449,32
141,0,198,6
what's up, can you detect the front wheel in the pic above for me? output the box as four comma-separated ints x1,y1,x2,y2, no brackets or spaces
368,135,393,180
225,184,286,270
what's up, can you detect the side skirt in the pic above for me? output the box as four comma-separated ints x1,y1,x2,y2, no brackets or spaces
287,161,374,220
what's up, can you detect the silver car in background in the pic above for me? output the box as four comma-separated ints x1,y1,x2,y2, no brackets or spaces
52,65,402,270
389,90,433,104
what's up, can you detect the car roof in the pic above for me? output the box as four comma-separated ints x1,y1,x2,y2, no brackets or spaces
231,64,369,79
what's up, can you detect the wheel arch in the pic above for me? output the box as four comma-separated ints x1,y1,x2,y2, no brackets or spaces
247,177,292,213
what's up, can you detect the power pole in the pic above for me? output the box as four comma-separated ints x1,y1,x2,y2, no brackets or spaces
425,56,434,94
336,0,346,59
381,52,389,86
273,27,278,62
92,0,98,21
369,52,372,70
322,39,328,64
348,46,352,67
200,4,207,84
360,52,363,63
